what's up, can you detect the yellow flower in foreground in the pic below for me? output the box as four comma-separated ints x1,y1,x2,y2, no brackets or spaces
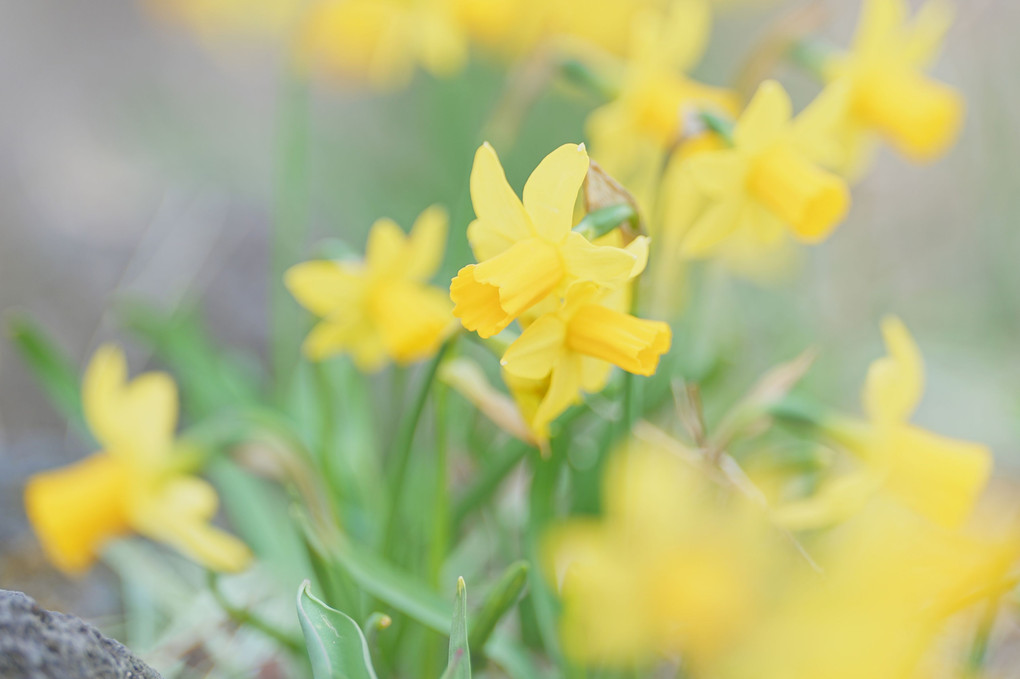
287,205,454,370
501,283,670,438
545,441,783,667
300,0,467,88
680,80,851,254
24,346,251,575
450,143,647,338
824,0,963,174
714,497,1018,679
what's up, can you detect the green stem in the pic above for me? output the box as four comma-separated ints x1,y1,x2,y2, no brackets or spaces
427,382,450,587
967,596,999,673
312,362,344,513
558,57,619,101
382,338,456,556
271,64,311,401
452,440,531,529
207,572,303,654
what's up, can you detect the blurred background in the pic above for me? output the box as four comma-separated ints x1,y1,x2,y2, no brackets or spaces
1,0,1017,624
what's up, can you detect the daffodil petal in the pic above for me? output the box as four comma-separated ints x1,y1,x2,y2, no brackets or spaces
501,315,567,380
286,260,362,317
374,282,453,364
561,232,639,286
903,0,953,67
686,151,745,196
679,198,745,258
879,424,993,529
365,217,410,276
533,355,584,438
132,476,252,573
853,0,909,56
469,143,533,255
523,143,589,241
83,344,129,454
862,316,924,424
734,80,792,150
406,204,449,280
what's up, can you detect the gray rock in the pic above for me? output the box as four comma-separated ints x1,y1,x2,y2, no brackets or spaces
0,589,161,679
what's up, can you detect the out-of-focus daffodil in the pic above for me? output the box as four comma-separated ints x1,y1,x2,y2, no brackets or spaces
713,498,1018,679
450,143,647,338
678,80,851,255
839,316,992,528
287,205,454,370
300,0,468,88
500,282,670,438
587,1,735,206
821,0,964,175
24,346,252,575
776,317,992,531
661,133,803,284
545,441,784,667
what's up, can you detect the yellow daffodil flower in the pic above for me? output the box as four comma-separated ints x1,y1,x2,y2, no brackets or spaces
545,441,782,667
450,143,648,338
679,80,851,254
299,0,468,89
713,498,1018,679
500,282,670,438
287,205,455,370
822,0,964,175
661,132,803,284
587,1,735,204
24,345,252,576
843,316,992,528
778,317,992,531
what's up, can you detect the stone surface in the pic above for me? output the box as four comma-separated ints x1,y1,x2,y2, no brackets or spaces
0,589,161,679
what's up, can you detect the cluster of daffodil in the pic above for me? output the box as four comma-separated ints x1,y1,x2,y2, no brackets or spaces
18,1,1014,678
546,318,1014,676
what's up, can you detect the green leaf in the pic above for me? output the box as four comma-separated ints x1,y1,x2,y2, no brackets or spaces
469,561,529,654
297,580,379,679
335,540,450,633
208,458,312,586
442,577,471,679
7,313,87,436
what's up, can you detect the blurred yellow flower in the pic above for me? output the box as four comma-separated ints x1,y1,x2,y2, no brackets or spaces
823,0,964,175
678,80,851,255
545,440,782,667
777,317,993,531
587,1,735,200
661,132,803,284
450,143,647,338
287,205,454,370
24,345,252,575
501,282,670,438
848,316,992,528
714,498,1018,679
300,0,468,88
